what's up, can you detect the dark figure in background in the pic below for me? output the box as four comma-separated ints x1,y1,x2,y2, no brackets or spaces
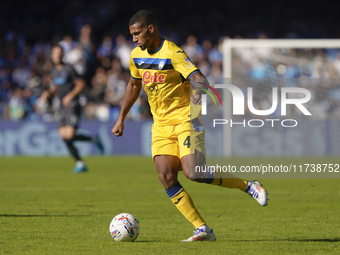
40,45,104,173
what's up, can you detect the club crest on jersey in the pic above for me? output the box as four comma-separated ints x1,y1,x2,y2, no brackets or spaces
158,60,165,70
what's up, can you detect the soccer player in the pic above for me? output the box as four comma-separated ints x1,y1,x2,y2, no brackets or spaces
112,10,268,242
40,45,104,173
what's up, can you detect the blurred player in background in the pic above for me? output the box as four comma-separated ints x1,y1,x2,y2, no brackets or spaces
112,10,268,241
39,45,104,173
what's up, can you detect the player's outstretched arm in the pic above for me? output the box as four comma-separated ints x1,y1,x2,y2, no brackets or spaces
189,72,209,105
36,84,57,113
112,77,142,137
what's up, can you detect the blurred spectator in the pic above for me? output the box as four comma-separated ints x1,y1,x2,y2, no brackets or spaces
97,36,113,60
26,69,42,94
90,66,107,103
97,36,114,70
79,24,95,65
0,66,11,101
113,35,132,70
4,87,25,121
31,42,52,62
182,35,203,64
59,36,75,55
333,52,340,75
198,58,210,77
105,68,127,120
208,41,223,65
0,52,7,67
12,59,31,89
79,25,95,54
26,69,44,116
202,40,212,59
64,45,87,76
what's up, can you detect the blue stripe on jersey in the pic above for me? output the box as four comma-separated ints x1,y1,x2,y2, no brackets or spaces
133,58,172,66
130,71,142,80
131,76,142,80
133,58,174,70
166,182,183,198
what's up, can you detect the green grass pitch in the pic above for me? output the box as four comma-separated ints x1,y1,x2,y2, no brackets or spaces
0,156,339,254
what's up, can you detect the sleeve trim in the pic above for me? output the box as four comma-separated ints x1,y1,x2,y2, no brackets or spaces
187,69,200,80
131,75,142,80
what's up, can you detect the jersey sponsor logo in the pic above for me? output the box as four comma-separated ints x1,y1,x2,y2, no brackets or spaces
137,61,145,65
176,50,185,53
146,84,159,96
53,77,67,85
142,70,166,84
53,70,68,85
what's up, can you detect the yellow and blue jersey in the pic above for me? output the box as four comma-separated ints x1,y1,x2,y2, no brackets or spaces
129,39,199,125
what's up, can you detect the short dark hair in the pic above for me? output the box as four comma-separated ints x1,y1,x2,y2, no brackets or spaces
129,10,157,27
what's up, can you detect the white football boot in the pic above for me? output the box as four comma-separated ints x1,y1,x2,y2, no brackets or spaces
181,226,216,242
246,180,268,206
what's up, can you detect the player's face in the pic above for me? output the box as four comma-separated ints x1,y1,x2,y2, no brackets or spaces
129,23,152,51
51,46,63,65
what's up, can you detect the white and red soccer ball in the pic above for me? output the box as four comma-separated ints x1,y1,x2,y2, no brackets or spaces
109,213,140,242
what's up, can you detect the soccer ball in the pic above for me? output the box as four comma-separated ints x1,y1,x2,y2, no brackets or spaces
109,213,140,242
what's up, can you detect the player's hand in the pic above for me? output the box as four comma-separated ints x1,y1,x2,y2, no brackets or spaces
62,95,73,107
112,121,124,137
190,93,202,105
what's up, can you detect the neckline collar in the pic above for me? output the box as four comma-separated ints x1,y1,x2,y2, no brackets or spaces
147,38,165,54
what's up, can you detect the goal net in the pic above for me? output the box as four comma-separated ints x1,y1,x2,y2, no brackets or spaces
212,39,340,157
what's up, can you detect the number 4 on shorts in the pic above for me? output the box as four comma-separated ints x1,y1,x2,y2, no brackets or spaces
184,136,191,148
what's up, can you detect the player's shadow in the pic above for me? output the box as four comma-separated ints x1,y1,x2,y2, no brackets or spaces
0,214,89,217
236,238,340,242
134,241,155,243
